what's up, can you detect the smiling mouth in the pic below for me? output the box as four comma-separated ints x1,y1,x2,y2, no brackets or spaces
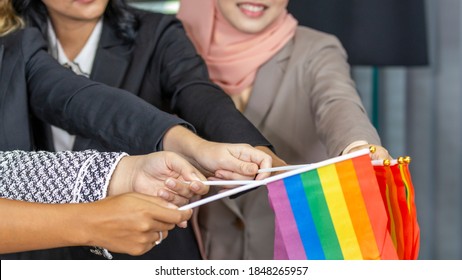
237,2,268,17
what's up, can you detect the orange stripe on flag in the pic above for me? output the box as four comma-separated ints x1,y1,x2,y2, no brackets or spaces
336,159,381,259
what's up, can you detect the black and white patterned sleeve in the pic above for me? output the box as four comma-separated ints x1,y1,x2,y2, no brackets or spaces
0,150,128,203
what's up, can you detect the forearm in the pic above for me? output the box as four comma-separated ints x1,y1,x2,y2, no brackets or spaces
0,199,86,254
309,38,380,157
0,150,125,203
25,32,191,154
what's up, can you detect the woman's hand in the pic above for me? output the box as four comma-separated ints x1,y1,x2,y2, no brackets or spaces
80,193,193,256
193,141,273,181
109,151,208,207
0,194,192,255
161,125,272,181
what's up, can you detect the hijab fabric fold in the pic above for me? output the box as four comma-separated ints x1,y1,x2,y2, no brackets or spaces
178,0,297,95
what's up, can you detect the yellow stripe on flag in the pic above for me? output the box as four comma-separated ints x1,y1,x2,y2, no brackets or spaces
386,185,398,248
317,164,362,259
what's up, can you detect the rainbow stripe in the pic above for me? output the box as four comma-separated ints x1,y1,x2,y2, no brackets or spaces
268,153,397,260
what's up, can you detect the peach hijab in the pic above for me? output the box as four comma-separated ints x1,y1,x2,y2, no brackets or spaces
177,0,297,95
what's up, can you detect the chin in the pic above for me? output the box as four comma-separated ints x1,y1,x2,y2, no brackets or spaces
235,22,267,34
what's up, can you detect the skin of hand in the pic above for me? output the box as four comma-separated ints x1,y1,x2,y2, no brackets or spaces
162,125,273,181
195,141,273,181
348,144,392,160
254,145,288,177
79,193,192,256
108,151,208,207
210,146,288,191
0,194,192,255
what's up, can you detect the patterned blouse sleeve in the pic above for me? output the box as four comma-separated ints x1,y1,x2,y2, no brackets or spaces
0,150,127,203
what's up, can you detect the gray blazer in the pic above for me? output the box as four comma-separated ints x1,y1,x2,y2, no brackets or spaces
198,26,381,259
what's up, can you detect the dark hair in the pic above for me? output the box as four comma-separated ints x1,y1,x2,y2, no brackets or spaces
12,0,139,43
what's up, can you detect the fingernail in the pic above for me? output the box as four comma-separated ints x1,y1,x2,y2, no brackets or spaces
246,164,258,174
166,202,178,209
178,221,188,228
165,178,176,188
190,182,200,191
158,190,170,200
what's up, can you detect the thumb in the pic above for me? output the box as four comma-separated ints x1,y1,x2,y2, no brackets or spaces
223,157,259,177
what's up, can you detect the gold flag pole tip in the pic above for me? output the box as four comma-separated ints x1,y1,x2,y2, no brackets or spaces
404,156,411,164
369,145,377,153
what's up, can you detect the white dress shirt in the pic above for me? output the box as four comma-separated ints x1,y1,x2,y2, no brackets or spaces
47,19,103,151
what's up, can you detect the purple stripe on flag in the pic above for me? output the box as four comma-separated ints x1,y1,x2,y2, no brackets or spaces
268,179,307,259
273,219,289,259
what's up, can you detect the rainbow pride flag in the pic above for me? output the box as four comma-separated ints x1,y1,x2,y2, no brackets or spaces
268,150,398,260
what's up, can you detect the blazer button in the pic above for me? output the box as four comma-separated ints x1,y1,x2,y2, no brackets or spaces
234,218,245,230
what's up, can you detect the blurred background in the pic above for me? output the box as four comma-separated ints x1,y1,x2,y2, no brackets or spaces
128,0,462,260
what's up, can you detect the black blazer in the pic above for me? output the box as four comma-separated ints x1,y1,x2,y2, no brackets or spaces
0,28,192,154
0,28,199,260
31,10,271,153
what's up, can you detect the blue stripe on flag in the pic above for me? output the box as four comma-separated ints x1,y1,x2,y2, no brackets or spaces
284,174,325,259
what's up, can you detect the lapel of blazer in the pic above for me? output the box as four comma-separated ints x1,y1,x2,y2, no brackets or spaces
222,41,293,218
74,21,131,151
243,40,293,128
90,20,131,88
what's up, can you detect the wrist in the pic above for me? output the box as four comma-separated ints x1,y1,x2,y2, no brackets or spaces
162,125,205,159
342,140,369,155
255,146,286,167
70,201,109,248
60,203,93,247
108,156,133,196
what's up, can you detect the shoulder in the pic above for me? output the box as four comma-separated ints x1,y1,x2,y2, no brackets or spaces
1,28,47,60
133,9,183,35
131,9,191,48
294,26,343,47
0,29,25,49
292,26,346,56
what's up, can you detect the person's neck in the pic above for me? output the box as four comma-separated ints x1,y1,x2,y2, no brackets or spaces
50,17,100,61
